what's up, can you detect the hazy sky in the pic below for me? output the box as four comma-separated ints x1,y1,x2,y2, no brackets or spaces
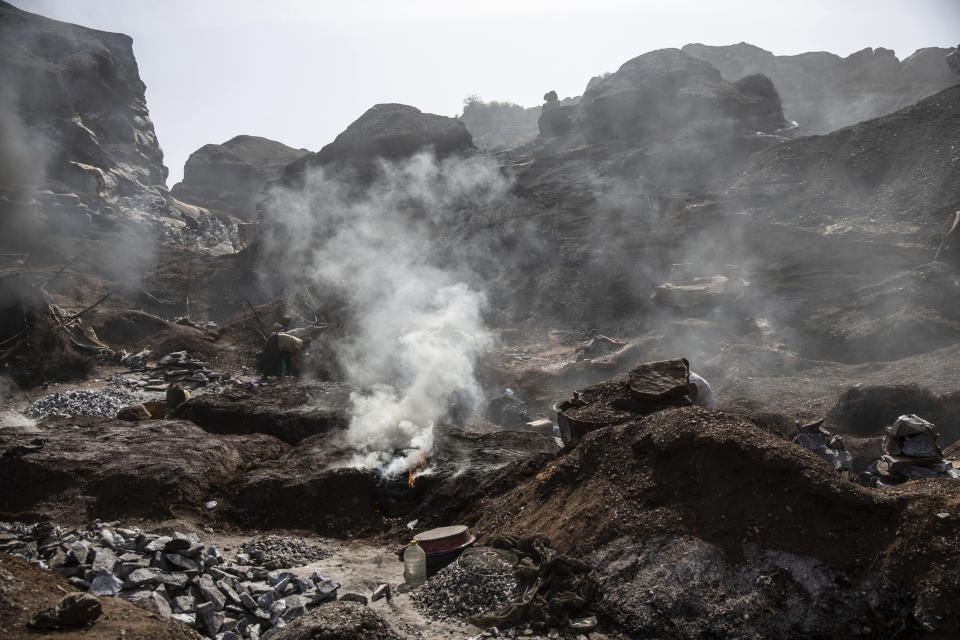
11,0,960,186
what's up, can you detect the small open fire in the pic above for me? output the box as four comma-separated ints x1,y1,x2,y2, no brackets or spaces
408,451,429,487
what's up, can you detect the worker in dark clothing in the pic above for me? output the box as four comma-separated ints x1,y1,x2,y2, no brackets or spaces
259,331,304,378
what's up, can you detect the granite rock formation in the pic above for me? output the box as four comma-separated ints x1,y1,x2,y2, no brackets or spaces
0,0,166,197
0,0,239,261
172,135,308,221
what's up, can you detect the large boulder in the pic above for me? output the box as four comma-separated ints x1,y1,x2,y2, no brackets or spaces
683,42,959,135
174,381,352,445
171,135,309,220
577,48,788,144
0,416,287,520
281,103,474,185
512,48,789,204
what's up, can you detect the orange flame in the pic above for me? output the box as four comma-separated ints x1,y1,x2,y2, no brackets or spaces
408,451,428,488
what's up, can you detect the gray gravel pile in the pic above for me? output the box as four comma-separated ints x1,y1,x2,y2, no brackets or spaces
237,535,333,569
410,561,521,622
24,388,135,419
0,520,341,640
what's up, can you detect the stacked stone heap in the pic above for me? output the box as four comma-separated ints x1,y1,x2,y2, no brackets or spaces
861,414,959,487
119,350,223,392
0,520,341,640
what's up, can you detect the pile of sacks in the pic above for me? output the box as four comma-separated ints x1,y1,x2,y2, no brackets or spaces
859,414,959,487
792,419,852,471
0,520,341,640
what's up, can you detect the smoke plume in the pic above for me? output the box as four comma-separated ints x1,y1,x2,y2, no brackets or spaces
264,152,507,475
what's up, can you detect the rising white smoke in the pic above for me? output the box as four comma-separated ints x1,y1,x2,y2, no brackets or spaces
264,152,505,475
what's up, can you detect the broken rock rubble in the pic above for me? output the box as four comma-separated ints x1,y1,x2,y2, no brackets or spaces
410,554,521,622
0,520,341,640
237,535,333,569
792,419,852,471
24,387,135,419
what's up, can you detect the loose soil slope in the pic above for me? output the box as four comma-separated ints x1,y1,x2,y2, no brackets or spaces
467,406,960,636
0,553,199,640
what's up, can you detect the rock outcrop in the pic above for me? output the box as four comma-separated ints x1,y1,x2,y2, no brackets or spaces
514,48,789,204
459,98,541,151
174,381,352,445
172,135,308,220
280,103,474,186
0,416,288,520
0,1,240,261
576,49,788,145
683,42,958,135
0,0,166,197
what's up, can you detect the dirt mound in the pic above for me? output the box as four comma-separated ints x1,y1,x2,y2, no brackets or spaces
0,553,200,640
0,416,287,523
175,381,352,445
271,600,404,640
473,407,892,562
466,406,960,637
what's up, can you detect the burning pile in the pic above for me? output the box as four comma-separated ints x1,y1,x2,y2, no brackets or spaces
408,451,428,487
859,414,959,487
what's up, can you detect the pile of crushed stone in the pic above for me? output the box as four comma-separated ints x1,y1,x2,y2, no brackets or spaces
410,559,520,622
24,388,135,419
237,535,334,569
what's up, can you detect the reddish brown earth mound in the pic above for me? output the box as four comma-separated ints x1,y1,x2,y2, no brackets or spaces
472,407,894,561
0,417,287,523
464,407,960,637
0,553,200,640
